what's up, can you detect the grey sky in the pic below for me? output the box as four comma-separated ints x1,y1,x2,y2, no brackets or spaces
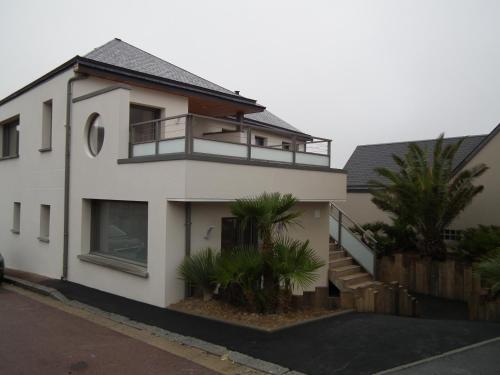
1,0,499,167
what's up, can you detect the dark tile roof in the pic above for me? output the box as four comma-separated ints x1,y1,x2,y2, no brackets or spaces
84,39,306,134
85,38,239,97
345,134,487,189
244,110,302,133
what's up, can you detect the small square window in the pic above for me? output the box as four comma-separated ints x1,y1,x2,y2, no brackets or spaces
255,136,267,147
282,142,291,151
39,204,50,242
12,202,20,234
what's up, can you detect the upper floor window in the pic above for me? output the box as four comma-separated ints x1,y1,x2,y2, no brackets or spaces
282,142,291,151
1,117,19,158
130,104,161,144
87,113,104,156
41,100,53,151
254,136,267,147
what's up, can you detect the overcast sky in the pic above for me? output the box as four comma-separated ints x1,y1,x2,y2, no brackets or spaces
1,0,499,167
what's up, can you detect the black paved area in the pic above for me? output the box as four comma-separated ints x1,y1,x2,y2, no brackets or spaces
380,338,500,375
42,280,500,375
413,293,469,320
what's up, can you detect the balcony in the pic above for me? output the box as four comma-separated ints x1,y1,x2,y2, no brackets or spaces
124,114,332,169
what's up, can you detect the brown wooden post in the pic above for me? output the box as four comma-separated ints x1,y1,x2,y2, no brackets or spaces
292,136,297,164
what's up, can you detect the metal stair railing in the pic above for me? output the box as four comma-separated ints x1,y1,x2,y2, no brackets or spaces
329,201,378,277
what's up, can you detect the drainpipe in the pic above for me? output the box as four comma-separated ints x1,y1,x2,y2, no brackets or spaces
184,202,192,297
62,70,88,280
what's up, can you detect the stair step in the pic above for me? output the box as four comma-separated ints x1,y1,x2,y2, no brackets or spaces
329,243,340,251
349,280,375,290
330,265,361,277
339,272,372,286
329,250,345,259
329,257,353,267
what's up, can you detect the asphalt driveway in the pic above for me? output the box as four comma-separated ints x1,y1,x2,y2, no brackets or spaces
41,279,500,375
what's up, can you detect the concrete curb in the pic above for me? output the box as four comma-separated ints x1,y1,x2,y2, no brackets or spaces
168,305,354,333
4,276,308,375
374,336,500,374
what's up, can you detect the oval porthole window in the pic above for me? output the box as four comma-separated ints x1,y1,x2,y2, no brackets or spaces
87,114,104,156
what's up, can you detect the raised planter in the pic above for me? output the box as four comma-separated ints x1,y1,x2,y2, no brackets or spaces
377,253,500,322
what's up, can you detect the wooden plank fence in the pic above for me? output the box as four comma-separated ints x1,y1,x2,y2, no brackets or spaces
377,254,500,322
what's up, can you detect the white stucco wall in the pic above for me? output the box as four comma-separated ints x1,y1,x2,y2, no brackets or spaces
0,69,73,278
336,192,391,225
452,131,500,229
189,201,330,297
1,72,346,308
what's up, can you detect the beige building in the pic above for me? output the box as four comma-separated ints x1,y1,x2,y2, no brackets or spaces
339,126,500,235
0,39,347,307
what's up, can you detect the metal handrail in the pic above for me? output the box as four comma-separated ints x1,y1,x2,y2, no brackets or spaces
329,201,378,247
130,113,332,142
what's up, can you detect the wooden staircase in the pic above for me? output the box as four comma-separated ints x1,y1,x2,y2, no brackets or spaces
328,242,375,292
328,241,419,316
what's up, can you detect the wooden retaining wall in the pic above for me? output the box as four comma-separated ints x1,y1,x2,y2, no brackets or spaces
340,281,419,317
377,254,500,322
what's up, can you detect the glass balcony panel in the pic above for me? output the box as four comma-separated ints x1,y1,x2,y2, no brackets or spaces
295,152,330,166
193,138,247,158
132,142,156,157
251,147,293,163
158,138,185,154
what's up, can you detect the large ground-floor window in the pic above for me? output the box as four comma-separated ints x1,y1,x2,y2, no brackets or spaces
90,200,148,265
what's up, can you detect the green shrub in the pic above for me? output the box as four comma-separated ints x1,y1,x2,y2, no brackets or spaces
271,237,325,311
474,249,500,295
178,248,219,301
271,237,325,292
352,221,417,256
456,225,500,261
214,246,266,312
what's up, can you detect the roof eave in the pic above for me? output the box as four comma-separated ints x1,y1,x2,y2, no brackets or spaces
242,117,313,139
75,57,265,112
0,56,79,106
452,124,500,175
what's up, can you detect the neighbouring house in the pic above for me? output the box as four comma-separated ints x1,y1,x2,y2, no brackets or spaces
338,124,500,236
0,39,347,307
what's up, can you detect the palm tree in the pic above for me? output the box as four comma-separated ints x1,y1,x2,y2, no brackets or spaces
230,192,301,294
370,134,488,259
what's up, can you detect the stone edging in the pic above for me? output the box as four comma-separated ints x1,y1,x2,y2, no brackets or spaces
168,306,354,333
4,275,307,375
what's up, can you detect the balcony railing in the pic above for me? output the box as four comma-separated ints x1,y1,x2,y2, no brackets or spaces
129,114,332,168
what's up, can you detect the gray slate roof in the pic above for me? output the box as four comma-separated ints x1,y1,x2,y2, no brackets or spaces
244,110,302,133
345,135,486,189
85,39,305,134
85,39,238,96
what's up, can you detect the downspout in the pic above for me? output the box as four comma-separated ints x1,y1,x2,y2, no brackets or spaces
62,69,88,280
184,202,192,297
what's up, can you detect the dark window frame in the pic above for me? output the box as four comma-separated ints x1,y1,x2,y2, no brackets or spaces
221,217,258,252
2,118,19,158
254,135,267,147
90,200,149,266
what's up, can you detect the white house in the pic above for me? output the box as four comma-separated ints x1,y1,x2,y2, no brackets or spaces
0,39,347,307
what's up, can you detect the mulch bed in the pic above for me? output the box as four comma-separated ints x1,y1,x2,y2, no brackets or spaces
169,297,343,331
